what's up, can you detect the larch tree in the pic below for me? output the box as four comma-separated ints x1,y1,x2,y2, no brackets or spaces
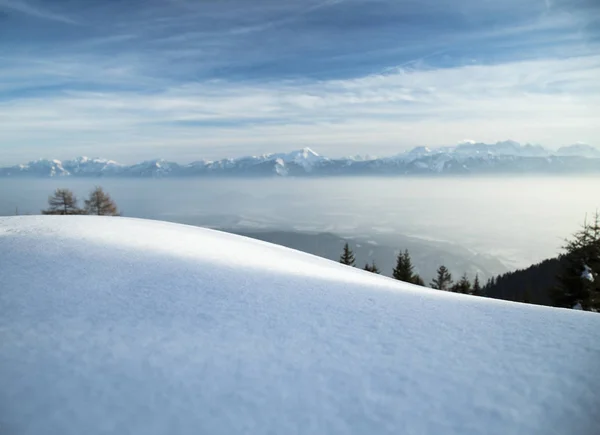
430,265,453,290
84,187,119,216
42,188,83,215
339,243,356,267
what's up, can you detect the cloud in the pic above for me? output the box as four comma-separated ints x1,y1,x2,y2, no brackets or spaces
0,0,76,24
1,54,599,163
0,0,599,163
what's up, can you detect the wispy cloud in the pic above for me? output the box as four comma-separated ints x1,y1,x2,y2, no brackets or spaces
1,54,599,163
0,0,76,24
0,0,598,163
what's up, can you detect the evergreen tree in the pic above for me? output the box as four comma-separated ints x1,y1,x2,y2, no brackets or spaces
472,274,482,296
430,265,453,290
484,257,563,306
392,249,423,285
412,274,425,286
363,261,380,274
84,186,119,216
393,249,414,282
339,243,356,266
42,188,84,215
552,213,600,311
451,273,472,294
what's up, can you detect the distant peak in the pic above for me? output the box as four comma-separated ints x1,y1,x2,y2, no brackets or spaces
495,140,521,147
294,147,320,157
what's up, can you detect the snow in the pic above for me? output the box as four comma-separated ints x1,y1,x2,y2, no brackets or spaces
271,147,326,171
557,143,600,158
581,264,594,282
1,216,599,435
4,142,600,178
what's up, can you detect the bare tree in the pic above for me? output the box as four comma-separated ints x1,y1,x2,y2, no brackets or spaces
42,188,84,215
84,186,119,216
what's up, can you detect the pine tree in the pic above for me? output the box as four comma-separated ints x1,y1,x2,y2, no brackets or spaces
552,213,600,311
363,261,380,274
42,188,84,215
393,249,414,282
452,273,471,294
412,274,425,286
430,265,453,290
392,249,423,285
339,243,356,266
472,274,482,296
84,186,119,216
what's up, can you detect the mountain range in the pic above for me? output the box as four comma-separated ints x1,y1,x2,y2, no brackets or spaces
2,141,600,177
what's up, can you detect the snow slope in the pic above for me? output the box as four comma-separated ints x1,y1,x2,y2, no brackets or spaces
1,216,599,435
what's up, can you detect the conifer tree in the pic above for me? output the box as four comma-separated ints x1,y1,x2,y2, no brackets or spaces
552,213,600,310
430,265,453,290
451,273,472,294
393,249,414,282
472,274,482,296
412,274,425,286
363,261,380,274
42,188,84,215
393,249,423,285
84,186,119,216
339,243,356,266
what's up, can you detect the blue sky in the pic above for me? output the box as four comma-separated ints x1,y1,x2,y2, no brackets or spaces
0,0,599,163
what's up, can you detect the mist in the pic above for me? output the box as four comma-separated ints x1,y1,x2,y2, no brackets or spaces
2,176,599,270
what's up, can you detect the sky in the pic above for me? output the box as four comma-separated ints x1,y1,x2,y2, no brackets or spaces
0,0,599,164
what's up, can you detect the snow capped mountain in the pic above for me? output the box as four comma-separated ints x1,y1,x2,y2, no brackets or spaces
272,147,327,171
453,140,548,158
2,141,600,177
12,158,70,177
125,159,180,177
557,143,600,158
63,157,124,175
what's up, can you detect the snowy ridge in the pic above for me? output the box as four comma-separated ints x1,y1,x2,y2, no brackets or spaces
2,141,600,177
1,216,599,435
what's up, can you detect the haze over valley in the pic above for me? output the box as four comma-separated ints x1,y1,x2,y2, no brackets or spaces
3,175,598,282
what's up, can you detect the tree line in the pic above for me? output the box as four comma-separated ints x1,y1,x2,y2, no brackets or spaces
340,212,600,312
339,243,483,295
41,187,119,216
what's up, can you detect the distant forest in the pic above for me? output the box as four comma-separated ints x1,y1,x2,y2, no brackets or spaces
342,216,600,312
483,258,563,306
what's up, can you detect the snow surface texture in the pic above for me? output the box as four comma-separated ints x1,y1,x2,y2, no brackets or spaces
1,216,599,435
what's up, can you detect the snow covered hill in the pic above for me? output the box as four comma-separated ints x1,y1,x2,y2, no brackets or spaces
2,141,600,177
1,217,599,434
